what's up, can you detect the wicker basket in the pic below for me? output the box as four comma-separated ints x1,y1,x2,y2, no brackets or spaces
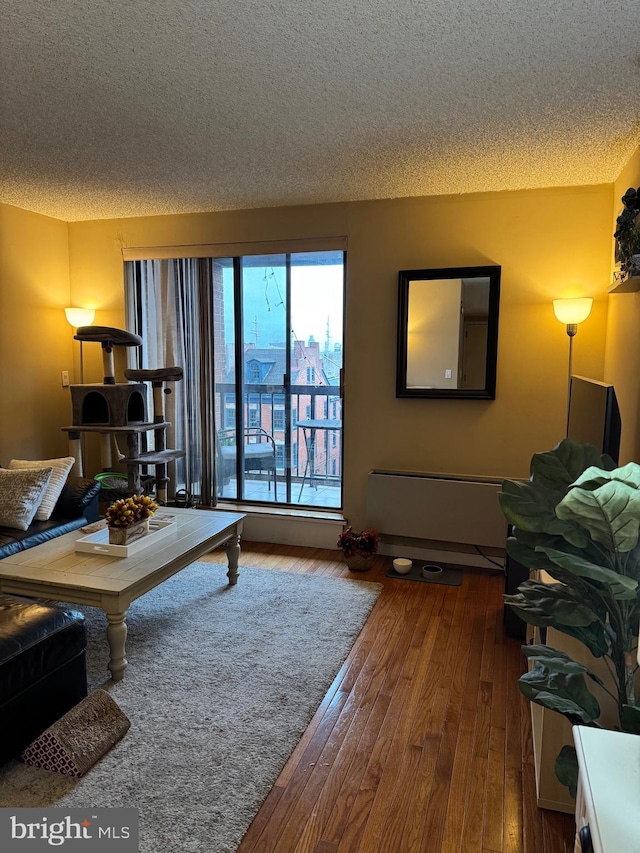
345,554,373,572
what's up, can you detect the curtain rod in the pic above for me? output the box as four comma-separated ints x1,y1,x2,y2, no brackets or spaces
122,236,347,261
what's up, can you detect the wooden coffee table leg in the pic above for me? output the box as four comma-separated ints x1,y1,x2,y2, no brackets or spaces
225,533,241,585
106,610,128,681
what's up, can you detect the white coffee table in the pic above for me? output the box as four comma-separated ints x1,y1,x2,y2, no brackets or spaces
0,507,245,681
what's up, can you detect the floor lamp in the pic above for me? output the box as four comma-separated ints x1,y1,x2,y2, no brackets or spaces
553,297,593,436
65,307,96,383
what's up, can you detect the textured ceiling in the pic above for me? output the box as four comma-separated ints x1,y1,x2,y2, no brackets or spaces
1,0,640,222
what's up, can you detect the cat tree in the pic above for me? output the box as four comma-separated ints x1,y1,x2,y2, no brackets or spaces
62,326,184,504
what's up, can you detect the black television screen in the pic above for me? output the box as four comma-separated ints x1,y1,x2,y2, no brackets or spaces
567,375,621,464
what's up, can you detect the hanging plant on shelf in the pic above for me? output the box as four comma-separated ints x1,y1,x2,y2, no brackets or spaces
613,186,640,282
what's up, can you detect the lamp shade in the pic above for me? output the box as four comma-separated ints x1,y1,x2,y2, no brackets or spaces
552,298,593,325
65,307,95,327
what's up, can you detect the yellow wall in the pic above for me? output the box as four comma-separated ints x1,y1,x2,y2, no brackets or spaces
66,185,612,526
605,145,640,463
0,203,73,461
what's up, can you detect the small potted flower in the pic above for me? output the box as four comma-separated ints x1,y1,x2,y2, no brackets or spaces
337,526,380,572
106,494,158,545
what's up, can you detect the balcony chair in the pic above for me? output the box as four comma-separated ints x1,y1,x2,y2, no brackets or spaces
217,428,278,499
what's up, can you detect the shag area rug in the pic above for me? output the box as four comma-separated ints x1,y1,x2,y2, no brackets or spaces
0,562,381,852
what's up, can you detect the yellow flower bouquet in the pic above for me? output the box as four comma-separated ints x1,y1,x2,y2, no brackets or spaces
106,494,158,545
106,494,158,528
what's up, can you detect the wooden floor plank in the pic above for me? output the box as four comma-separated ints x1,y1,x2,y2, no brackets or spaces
441,577,490,853
484,725,507,853
329,588,441,851
285,586,424,852
317,591,441,850
201,542,576,853
504,764,524,853
417,573,481,851
241,579,417,851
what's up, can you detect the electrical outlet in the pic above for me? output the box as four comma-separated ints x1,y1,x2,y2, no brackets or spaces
61,370,70,387
445,368,452,379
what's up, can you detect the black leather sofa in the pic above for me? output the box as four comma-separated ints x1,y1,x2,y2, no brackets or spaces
0,476,100,765
0,476,101,559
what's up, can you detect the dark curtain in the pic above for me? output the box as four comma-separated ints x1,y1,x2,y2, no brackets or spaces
125,258,218,506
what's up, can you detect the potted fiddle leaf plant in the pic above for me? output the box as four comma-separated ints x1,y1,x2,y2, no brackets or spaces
499,439,640,797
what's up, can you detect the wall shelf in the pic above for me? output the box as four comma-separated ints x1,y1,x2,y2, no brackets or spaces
608,274,640,294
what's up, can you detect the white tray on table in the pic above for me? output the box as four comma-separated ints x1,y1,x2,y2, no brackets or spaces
75,519,177,557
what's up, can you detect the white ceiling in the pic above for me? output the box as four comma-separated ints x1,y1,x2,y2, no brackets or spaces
1,0,639,222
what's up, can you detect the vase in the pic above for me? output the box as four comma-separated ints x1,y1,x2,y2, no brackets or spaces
108,518,149,546
345,554,373,572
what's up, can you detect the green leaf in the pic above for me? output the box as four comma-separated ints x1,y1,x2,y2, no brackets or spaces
504,553,612,656
507,536,609,604
537,546,638,600
499,480,569,535
520,687,597,722
530,440,615,491
552,623,610,658
510,528,577,551
555,745,578,799
503,595,609,655
571,462,640,491
500,484,590,549
504,582,598,631
506,537,554,571
522,645,597,676
557,481,640,553
621,704,640,734
500,441,617,546
622,541,640,583
519,664,601,723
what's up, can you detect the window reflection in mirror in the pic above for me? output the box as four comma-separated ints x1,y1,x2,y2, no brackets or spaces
396,266,500,399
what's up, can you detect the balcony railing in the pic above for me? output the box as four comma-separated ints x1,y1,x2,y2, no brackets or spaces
215,383,342,507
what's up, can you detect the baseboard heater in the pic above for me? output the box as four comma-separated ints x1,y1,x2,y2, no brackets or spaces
367,469,507,550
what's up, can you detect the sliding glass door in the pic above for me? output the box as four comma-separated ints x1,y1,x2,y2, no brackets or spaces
215,250,344,508
126,249,344,509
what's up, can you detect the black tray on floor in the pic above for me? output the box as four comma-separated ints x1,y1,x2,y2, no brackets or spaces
386,562,463,586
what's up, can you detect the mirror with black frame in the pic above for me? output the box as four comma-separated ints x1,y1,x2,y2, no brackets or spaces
396,265,501,399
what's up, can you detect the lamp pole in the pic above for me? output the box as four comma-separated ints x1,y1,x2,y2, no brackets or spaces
565,324,577,437
553,298,593,439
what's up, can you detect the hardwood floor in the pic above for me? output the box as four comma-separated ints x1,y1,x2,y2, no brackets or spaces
203,542,576,853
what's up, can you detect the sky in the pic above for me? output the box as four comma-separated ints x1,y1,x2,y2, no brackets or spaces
224,262,344,350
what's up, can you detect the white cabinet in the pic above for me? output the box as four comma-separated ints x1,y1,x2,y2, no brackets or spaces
573,726,640,852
